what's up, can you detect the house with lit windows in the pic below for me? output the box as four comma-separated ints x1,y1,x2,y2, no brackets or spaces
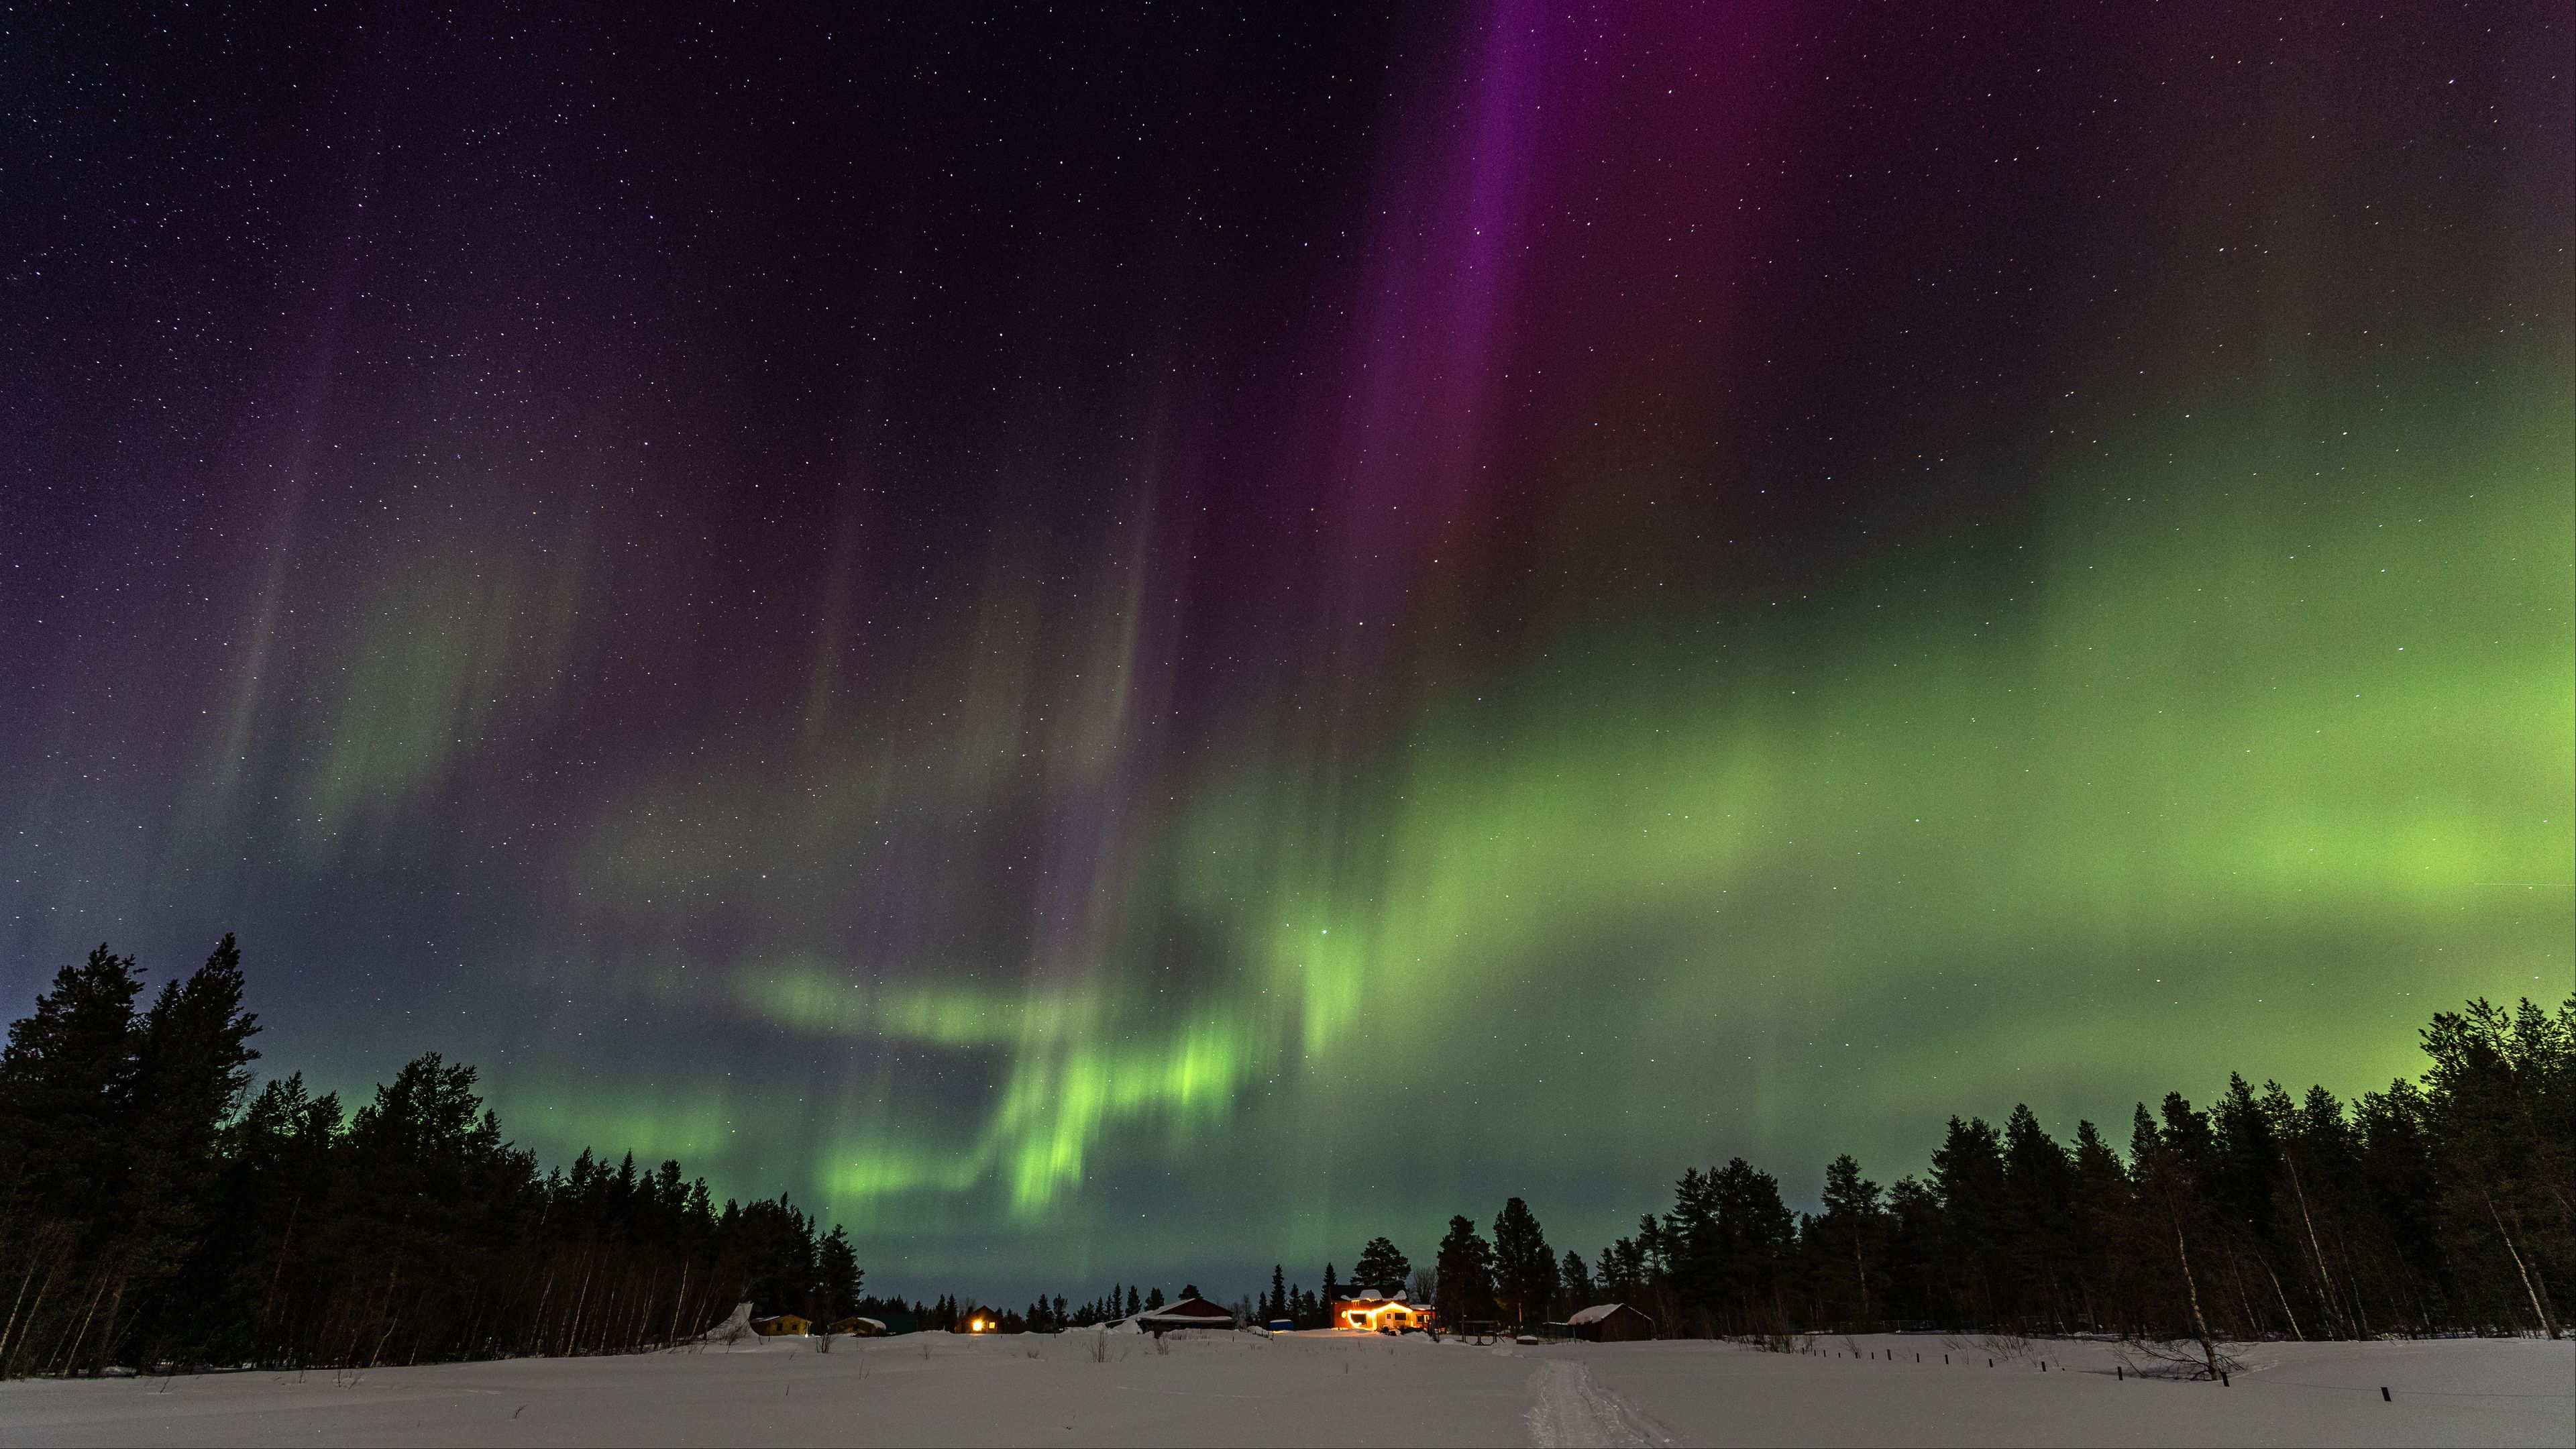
1328,1285,1433,1332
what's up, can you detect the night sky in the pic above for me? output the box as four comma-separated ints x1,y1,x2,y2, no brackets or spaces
3,3,2569,1301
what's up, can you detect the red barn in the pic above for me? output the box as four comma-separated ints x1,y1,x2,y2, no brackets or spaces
1134,1295,1237,1333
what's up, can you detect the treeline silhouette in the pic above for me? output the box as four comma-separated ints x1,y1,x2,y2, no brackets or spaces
1386,994,2569,1354
0,939,874,1375
4,935,2567,1375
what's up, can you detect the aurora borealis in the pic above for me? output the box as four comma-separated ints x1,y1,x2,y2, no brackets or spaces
3,2,2568,1302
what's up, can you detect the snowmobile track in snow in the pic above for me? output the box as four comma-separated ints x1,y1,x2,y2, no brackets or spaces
1526,1358,1666,1447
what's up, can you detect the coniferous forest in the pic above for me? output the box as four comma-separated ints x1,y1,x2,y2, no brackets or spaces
0,939,864,1375
1351,996,2572,1360
1,936,2566,1377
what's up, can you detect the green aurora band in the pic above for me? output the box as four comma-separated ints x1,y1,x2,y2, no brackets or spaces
515,358,2570,1276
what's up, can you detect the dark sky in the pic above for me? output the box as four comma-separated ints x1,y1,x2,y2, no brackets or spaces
3,1,2568,1304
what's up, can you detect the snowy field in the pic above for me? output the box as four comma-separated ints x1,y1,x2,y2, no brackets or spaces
1,1330,2565,1448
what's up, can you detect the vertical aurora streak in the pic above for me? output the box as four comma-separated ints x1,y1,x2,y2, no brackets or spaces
2,2,2566,1296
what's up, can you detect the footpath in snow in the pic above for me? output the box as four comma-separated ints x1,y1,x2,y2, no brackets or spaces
0,1328,2565,1448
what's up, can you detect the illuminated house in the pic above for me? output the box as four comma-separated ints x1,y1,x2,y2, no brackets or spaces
1329,1286,1433,1332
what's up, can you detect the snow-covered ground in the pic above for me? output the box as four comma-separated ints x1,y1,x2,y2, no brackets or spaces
1,1330,2565,1447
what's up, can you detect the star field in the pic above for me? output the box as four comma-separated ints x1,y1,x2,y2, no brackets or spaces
1,1,2567,1299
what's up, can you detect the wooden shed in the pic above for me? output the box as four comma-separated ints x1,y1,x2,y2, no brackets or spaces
1565,1303,1654,1342
749,1313,812,1337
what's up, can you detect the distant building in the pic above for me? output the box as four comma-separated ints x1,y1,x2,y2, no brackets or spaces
749,1313,812,1336
1329,1285,1434,1332
1564,1303,1654,1342
824,1316,888,1336
1134,1295,1238,1333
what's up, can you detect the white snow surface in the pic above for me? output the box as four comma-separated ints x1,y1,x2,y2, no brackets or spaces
1,1330,2565,1447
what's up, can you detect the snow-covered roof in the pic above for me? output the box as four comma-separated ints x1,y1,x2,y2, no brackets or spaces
1566,1303,1641,1325
1140,1297,1234,1320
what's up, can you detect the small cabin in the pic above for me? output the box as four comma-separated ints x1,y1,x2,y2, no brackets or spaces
825,1316,888,1336
749,1313,812,1337
1565,1303,1654,1342
1329,1285,1434,1332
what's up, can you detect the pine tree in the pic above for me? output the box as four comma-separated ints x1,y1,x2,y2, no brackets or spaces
1435,1214,1496,1326
1558,1249,1595,1316
2420,999,2571,1338
2211,1075,2308,1340
0,944,145,1209
2131,1099,2222,1377
817,1227,863,1322
1354,1236,1410,1291
1930,1117,2009,1326
1818,1155,1884,1329
1492,1197,1556,1328
1595,1236,1648,1303
2068,1120,2131,1334
2000,1107,2081,1332
111,936,262,1368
